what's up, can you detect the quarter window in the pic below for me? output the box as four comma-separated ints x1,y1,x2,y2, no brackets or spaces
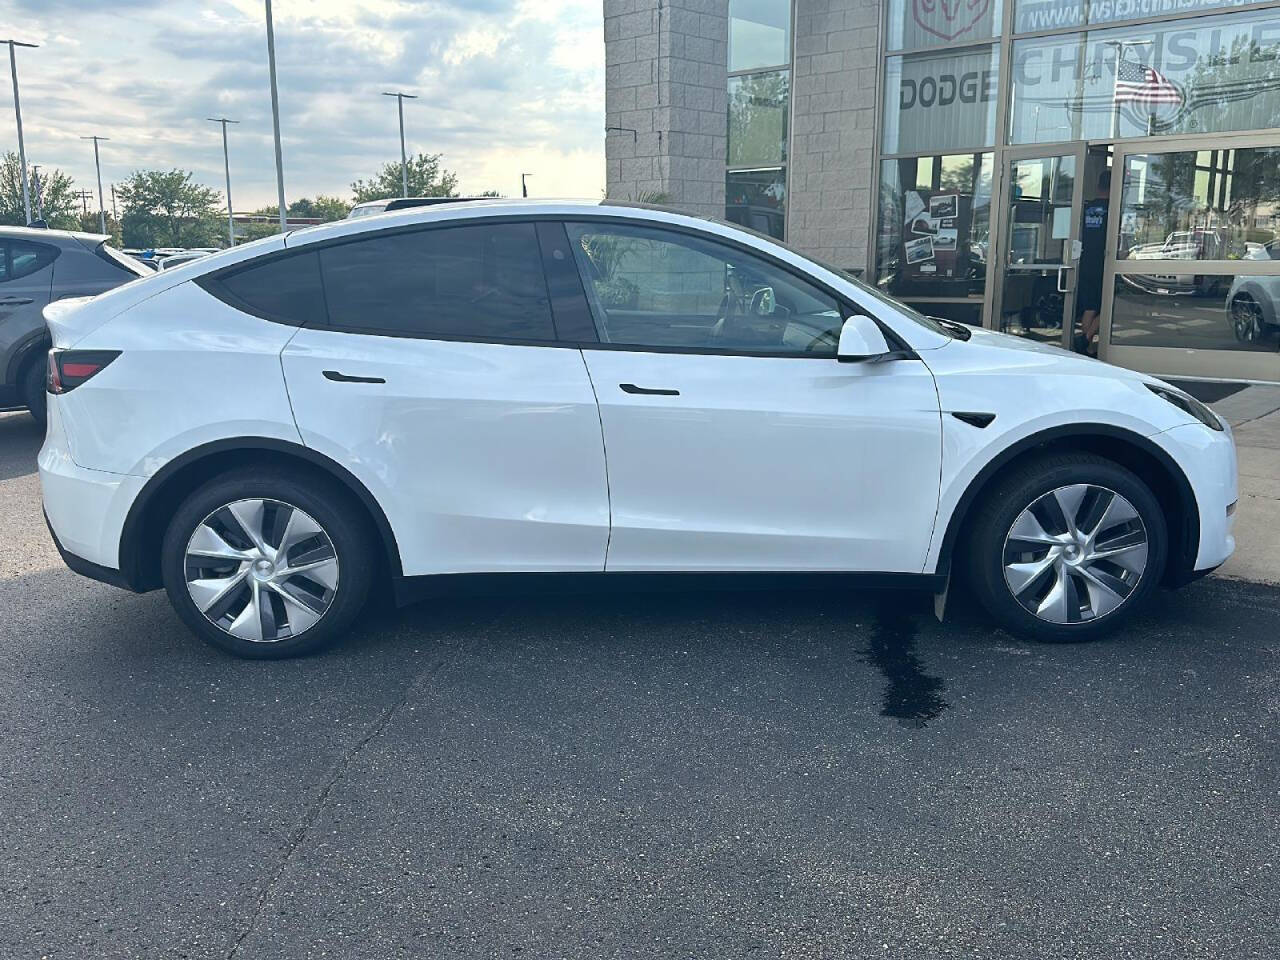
199,251,326,326
1,240,59,283
317,223,555,341
565,222,844,355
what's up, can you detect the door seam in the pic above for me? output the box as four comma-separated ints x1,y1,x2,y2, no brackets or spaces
578,348,613,572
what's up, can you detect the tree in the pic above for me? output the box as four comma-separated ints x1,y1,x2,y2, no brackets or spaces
0,152,80,229
288,195,350,221
116,169,223,249
351,152,459,203
77,210,123,247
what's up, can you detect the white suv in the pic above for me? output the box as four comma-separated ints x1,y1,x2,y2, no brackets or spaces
38,201,1237,658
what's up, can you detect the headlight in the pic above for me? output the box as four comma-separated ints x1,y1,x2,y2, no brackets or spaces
1145,383,1224,431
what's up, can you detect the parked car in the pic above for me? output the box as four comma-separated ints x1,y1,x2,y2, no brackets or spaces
158,251,212,270
39,201,1237,658
1225,240,1280,344
0,227,147,421
345,196,494,219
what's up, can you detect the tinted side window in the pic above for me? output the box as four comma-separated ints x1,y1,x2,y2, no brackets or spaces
3,240,59,283
318,223,555,341
199,251,325,326
565,222,844,355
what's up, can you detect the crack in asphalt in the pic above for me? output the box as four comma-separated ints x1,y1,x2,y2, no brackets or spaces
224,650,460,959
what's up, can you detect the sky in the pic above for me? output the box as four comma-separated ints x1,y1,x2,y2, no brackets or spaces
0,0,606,210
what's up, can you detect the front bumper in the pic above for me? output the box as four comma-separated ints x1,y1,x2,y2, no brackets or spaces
1152,421,1237,574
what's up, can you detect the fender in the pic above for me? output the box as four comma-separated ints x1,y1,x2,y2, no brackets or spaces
932,423,1200,578
118,436,403,591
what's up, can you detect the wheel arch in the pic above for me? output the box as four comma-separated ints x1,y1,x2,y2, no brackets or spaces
5,329,50,389
118,437,403,592
935,424,1201,587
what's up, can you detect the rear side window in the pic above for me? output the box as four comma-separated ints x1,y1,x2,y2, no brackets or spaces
317,222,556,341
199,251,326,326
1,240,59,282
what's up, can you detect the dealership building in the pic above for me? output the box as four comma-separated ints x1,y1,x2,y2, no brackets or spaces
603,0,1280,381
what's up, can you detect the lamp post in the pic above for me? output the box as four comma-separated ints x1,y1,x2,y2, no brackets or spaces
521,173,532,198
80,135,110,234
31,163,43,221
264,0,287,231
208,117,240,246
382,91,418,197
3,39,38,224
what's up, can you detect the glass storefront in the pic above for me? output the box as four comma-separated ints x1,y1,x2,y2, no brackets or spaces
725,0,792,240
872,0,1280,377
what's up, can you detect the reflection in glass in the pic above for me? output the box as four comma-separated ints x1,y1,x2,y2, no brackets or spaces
729,0,792,72
1009,10,1280,145
875,152,993,299
728,71,790,166
882,45,999,153
1111,274,1280,351
726,168,786,240
998,154,1076,344
887,0,1002,51
1119,147,1280,261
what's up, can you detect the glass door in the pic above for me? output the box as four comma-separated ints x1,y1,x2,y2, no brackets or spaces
991,144,1087,350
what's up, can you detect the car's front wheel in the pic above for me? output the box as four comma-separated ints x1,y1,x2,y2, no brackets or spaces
161,469,376,658
967,453,1168,641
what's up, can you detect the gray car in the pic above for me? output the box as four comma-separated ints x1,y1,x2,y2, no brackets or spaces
0,227,147,422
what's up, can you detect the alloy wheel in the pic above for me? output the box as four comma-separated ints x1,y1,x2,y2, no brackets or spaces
1002,484,1149,625
184,498,339,642
1231,299,1263,343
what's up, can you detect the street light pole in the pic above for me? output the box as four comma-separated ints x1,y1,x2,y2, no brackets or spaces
80,135,110,234
3,39,38,225
31,163,43,220
208,117,240,247
382,91,418,198
521,173,531,198
264,0,287,231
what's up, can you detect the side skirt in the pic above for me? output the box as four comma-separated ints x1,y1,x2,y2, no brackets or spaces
392,570,947,608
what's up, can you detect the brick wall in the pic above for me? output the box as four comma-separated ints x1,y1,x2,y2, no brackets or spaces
604,0,728,217
787,0,881,272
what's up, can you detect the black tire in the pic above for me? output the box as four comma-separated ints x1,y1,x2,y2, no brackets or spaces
966,453,1168,642
20,354,46,426
160,468,377,659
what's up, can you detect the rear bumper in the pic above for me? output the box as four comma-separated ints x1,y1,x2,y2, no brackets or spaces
38,396,147,584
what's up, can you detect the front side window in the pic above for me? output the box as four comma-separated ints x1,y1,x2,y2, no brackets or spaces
318,222,555,341
565,221,844,355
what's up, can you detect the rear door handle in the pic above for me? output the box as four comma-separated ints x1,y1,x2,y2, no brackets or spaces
323,370,385,384
620,383,679,396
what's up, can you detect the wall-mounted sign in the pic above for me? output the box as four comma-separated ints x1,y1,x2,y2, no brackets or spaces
883,46,999,153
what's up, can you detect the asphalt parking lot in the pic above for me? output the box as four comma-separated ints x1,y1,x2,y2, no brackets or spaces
1,409,1278,959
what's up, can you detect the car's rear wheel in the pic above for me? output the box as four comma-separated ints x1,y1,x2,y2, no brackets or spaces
161,469,376,658
967,453,1168,642
1230,296,1265,344
20,354,46,425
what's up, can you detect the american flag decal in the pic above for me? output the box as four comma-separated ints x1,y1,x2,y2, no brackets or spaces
1114,59,1183,106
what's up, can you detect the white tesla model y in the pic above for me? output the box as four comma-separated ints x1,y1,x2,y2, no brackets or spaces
38,201,1237,657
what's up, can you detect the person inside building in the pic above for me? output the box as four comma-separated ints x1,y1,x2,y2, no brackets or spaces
1076,169,1111,356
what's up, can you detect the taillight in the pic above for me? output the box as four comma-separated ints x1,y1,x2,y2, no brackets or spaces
47,350,120,394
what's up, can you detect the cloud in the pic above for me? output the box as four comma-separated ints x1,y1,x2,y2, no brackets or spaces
0,0,605,207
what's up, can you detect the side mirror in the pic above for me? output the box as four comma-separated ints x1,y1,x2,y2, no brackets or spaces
749,286,776,315
836,314,892,362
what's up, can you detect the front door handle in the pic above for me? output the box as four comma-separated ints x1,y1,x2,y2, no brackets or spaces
323,370,385,384
620,383,679,396
1056,265,1074,293
0,297,34,305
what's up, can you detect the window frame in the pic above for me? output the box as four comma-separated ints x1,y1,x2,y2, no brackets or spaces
197,214,910,357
